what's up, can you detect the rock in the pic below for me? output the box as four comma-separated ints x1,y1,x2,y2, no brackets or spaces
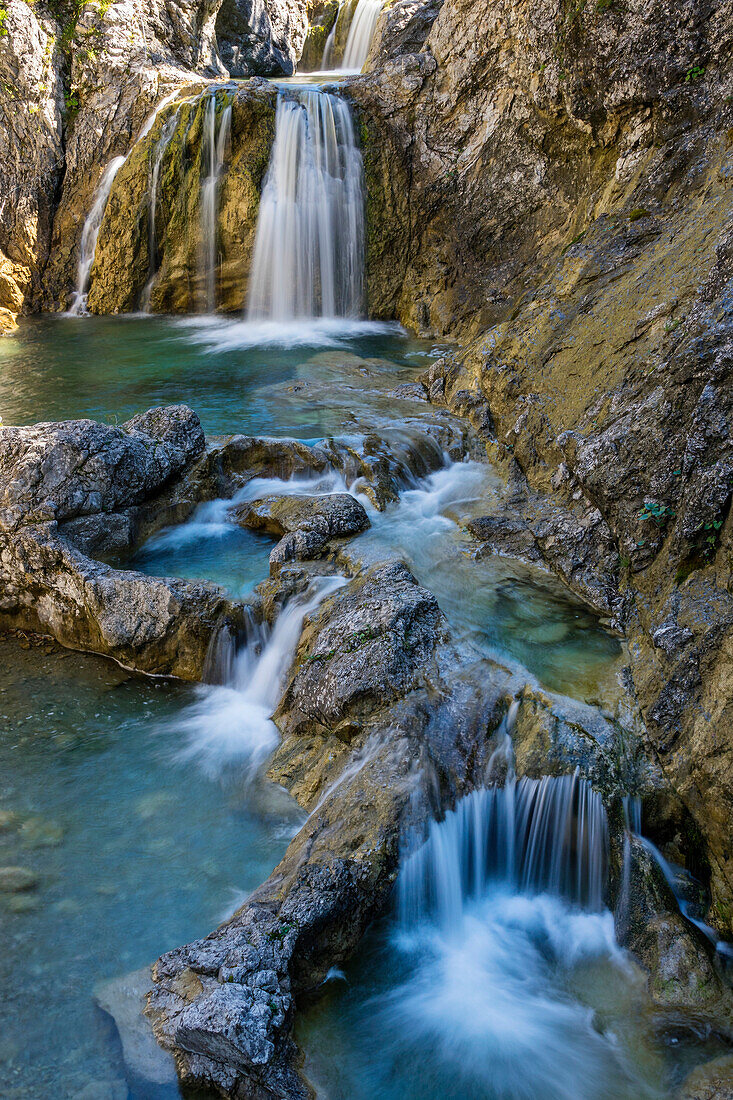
0,406,205,524
216,0,310,75
95,968,179,1091
19,817,64,848
0,866,39,892
0,406,246,678
615,836,729,1014
147,560,508,1099
365,0,443,69
0,0,64,317
86,81,277,314
0,308,18,335
231,492,370,569
273,560,448,740
676,1055,733,1100
0,810,19,832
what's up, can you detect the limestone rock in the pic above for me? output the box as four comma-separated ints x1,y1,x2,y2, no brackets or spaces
615,836,729,1014
231,491,370,568
0,406,205,524
0,0,64,317
676,1055,733,1100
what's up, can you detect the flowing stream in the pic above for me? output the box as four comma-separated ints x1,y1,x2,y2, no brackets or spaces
3,66,731,1100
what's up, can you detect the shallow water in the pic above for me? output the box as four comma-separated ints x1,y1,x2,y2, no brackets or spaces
0,314,689,1099
0,315,433,436
0,639,300,1099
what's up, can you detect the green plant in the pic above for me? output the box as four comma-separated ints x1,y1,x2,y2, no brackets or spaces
628,208,649,222
638,500,676,526
0,8,8,36
684,64,705,83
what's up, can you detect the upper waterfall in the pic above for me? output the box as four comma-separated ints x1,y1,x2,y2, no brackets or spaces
341,0,384,70
247,88,365,322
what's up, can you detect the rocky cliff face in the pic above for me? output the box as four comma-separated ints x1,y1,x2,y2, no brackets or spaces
0,0,310,322
343,0,733,935
0,1,64,331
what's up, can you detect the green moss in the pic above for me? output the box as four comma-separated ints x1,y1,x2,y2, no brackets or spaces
628,208,650,221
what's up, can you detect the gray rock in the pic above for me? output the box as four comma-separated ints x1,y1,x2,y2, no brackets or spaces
95,968,178,1090
231,492,371,569
0,406,205,525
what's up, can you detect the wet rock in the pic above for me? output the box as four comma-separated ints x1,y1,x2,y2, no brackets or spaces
274,560,448,740
0,866,39,892
615,836,729,1014
231,492,370,569
676,1054,733,1100
95,968,179,1091
467,514,541,563
147,561,505,1099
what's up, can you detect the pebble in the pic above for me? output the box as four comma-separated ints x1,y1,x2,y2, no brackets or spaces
0,865,39,892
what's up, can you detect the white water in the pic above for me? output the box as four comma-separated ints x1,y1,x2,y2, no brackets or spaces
141,108,181,311
400,771,609,923
173,576,345,777
247,89,365,321
201,92,233,313
341,0,384,70
359,776,661,1100
68,157,126,316
68,88,183,315
311,0,384,73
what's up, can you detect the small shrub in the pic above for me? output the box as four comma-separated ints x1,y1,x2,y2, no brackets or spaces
684,64,705,83
0,8,8,36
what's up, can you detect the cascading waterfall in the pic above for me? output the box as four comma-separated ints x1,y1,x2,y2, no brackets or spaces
399,770,609,926
68,89,182,315
341,0,384,70
316,0,384,72
68,157,126,316
174,576,345,777
200,92,233,313
246,89,365,322
140,107,181,311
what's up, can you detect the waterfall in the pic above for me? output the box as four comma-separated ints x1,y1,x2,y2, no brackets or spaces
311,0,384,72
399,771,609,926
175,576,345,777
141,108,181,312
246,89,365,322
68,88,182,315
68,157,126,316
200,92,233,313
341,0,384,70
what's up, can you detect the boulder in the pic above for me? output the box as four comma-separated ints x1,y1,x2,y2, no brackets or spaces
231,492,370,568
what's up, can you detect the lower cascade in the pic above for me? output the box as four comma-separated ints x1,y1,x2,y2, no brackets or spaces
399,771,609,925
246,88,365,321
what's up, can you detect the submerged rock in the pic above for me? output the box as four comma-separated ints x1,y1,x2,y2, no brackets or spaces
0,866,39,893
